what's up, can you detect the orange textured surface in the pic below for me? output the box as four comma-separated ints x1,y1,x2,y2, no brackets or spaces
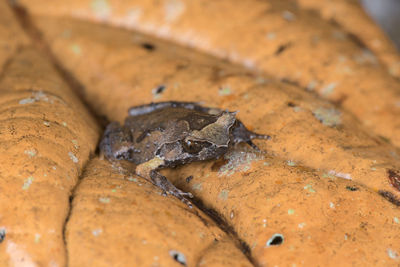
0,0,399,266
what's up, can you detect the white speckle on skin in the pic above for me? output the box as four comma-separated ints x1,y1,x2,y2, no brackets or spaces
192,183,202,191
127,176,138,183
286,160,296,166
19,91,53,105
313,107,342,127
288,209,295,215
125,8,142,25
68,152,78,163
387,248,399,259
71,140,79,149
92,229,103,236
262,219,267,227
218,190,229,201
34,233,41,243
304,184,316,193
6,241,37,267
394,217,399,224
282,10,295,21
91,0,111,18
306,80,318,91
71,44,81,55
266,32,276,40
164,0,185,23
24,149,37,158
218,85,232,96
293,106,302,112
62,122,67,127
329,202,335,209
19,98,35,105
320,82,338,96
99,197,110,204
328,170,352,180
22,176,34,190
298,222,306,229
243,58,255,69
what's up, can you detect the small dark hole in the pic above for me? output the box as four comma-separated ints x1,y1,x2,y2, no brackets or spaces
185,175,194,183
153,85,166,94
0,229,6,243
141,42,156,51
274,43,291,55
287,101,296,107
266,233,284,246
346,186,358,191
169,250,186,266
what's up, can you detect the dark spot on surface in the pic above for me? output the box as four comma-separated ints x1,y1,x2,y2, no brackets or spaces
0,229,5,243
287,101,296,107
169,250,187,266
346,186,358,191
185,175,194,183
378,190,400,206
274,43,291,55
141,42,156,51
266,233,284,246
388,169,400,191
153,84,166,94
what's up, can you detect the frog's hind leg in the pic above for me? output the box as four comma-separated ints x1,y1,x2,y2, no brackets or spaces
135,157,193,208
128,101,221,116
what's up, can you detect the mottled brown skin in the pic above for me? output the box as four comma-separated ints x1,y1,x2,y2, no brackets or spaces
100,101,269,207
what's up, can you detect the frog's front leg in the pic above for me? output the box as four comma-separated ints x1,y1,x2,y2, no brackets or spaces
136,157,193,208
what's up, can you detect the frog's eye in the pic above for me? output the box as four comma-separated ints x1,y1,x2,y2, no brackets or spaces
182,139,205,154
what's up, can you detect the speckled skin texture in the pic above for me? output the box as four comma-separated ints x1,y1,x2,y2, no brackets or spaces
1,0,400,266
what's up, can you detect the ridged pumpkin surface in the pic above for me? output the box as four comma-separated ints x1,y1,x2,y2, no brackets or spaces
0,1,399,266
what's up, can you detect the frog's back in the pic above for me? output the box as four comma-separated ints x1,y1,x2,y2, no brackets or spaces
125,107,220,133
122,107,221,164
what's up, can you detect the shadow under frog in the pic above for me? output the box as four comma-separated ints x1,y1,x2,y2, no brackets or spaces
100,101,270,208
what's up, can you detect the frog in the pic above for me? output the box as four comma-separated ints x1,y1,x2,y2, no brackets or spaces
100,101,270,208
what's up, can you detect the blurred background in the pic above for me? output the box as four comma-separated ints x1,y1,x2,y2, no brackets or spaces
362,0,400,49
